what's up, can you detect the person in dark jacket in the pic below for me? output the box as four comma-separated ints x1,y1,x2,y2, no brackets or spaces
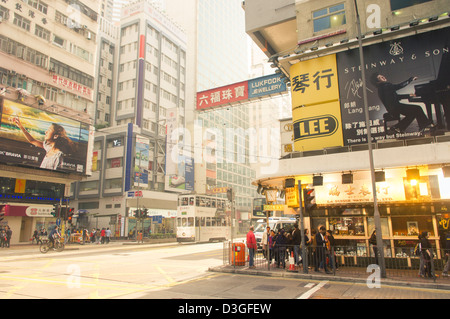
370,73,434,133
292,224,301,266
369,230,378,265
275,229,287,269
420,231,434,278
315,226,332,274
443,232,450,277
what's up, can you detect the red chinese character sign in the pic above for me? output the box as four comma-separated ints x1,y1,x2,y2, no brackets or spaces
196,81,248,111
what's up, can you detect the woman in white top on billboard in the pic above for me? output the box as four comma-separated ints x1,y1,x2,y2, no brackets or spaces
13,117,75,170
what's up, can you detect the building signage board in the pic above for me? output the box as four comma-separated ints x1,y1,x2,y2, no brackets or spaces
0,98,91,175
290,27,450,151
290,54,344,152
336,26,450,146
196,73,287,111
314,179,406,205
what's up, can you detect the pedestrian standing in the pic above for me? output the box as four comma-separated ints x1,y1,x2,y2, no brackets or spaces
417,233,425,277
96,228,101,244
101,228,106,244
292,224,301,266
5,226,12,248
315,226,332,274
326,230,338,270
275,229,287,269
443,232,450,277
0,229,6,248
246,226,257,269
262,226,270,259
369,230,378,265
420,231,434,278
106,228,111,244
268,230,275,264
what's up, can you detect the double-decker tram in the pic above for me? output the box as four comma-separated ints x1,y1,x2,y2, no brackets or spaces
176,194,231,242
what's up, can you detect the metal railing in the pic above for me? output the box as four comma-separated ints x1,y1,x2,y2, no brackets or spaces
224,242,450,282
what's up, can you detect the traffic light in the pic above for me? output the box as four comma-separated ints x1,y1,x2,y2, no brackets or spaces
51,203,59,217
303,188,316,214
227,188,234,202
67,208,74,224
142,209,148,219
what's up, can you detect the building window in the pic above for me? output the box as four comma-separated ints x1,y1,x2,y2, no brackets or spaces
390,0,432,11
13,13,31,31
313,3,346,32
35,25,50,41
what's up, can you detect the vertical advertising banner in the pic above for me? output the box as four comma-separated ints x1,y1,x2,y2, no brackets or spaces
165,108,193,192
336,27,450,145
135,135,149,186
290,54,344,151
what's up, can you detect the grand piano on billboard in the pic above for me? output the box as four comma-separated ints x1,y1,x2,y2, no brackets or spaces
337,26,450,146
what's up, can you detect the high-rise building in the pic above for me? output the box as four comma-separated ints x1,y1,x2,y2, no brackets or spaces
70,0,187,235
0,0,99,243
164,0,256,224
245,0,450,255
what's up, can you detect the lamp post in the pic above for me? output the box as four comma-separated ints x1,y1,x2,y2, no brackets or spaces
353,0,386,278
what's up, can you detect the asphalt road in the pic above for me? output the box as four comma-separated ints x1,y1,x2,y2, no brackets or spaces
1,241,449,302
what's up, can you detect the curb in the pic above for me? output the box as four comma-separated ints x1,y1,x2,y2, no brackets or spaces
208,266,450,291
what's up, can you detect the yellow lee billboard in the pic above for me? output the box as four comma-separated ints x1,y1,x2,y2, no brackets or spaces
290,54,343,152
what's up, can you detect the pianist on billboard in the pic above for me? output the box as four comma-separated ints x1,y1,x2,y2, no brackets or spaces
370,73,435,134
13,117,76,170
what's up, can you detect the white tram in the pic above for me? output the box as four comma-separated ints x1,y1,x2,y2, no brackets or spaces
176,194,231,242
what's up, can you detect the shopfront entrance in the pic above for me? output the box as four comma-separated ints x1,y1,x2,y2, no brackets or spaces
307,203,445,260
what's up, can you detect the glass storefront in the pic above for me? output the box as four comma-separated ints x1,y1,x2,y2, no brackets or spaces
307,204,444,258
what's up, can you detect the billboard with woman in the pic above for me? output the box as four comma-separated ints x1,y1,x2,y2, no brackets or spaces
0,97,91,175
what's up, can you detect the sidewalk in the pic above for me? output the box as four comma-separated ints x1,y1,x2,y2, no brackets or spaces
0,239,178,259
209,262,450,291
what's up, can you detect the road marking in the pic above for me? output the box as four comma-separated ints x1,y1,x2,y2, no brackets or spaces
155,265,175,283
298,281,328,299
304,283,315,288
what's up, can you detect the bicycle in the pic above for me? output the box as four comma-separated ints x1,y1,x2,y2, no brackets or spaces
39,237,65,253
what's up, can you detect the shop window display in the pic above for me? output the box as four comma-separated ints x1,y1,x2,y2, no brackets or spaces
329,217,365,236
391,216,434,237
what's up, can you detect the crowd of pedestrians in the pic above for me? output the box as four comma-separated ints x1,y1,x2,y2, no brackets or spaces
247,224,338,273
246,224,450,280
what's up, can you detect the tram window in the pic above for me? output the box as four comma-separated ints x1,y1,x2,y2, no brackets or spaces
212,200,216,208
211,218,216,226
181,197,188,206
177,218,181,227
188,217,194,226
206,200,211,207
200,217,206,227
195,217,199,227
206,217,211,226
189,197,194,205
196,197,200,206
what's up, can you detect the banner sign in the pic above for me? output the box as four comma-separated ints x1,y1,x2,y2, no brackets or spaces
336,26,450,146
196,73,287,111
290,27,450,151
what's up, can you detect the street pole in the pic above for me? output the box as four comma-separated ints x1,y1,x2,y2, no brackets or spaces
354,0,386,278
297,180,308,274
